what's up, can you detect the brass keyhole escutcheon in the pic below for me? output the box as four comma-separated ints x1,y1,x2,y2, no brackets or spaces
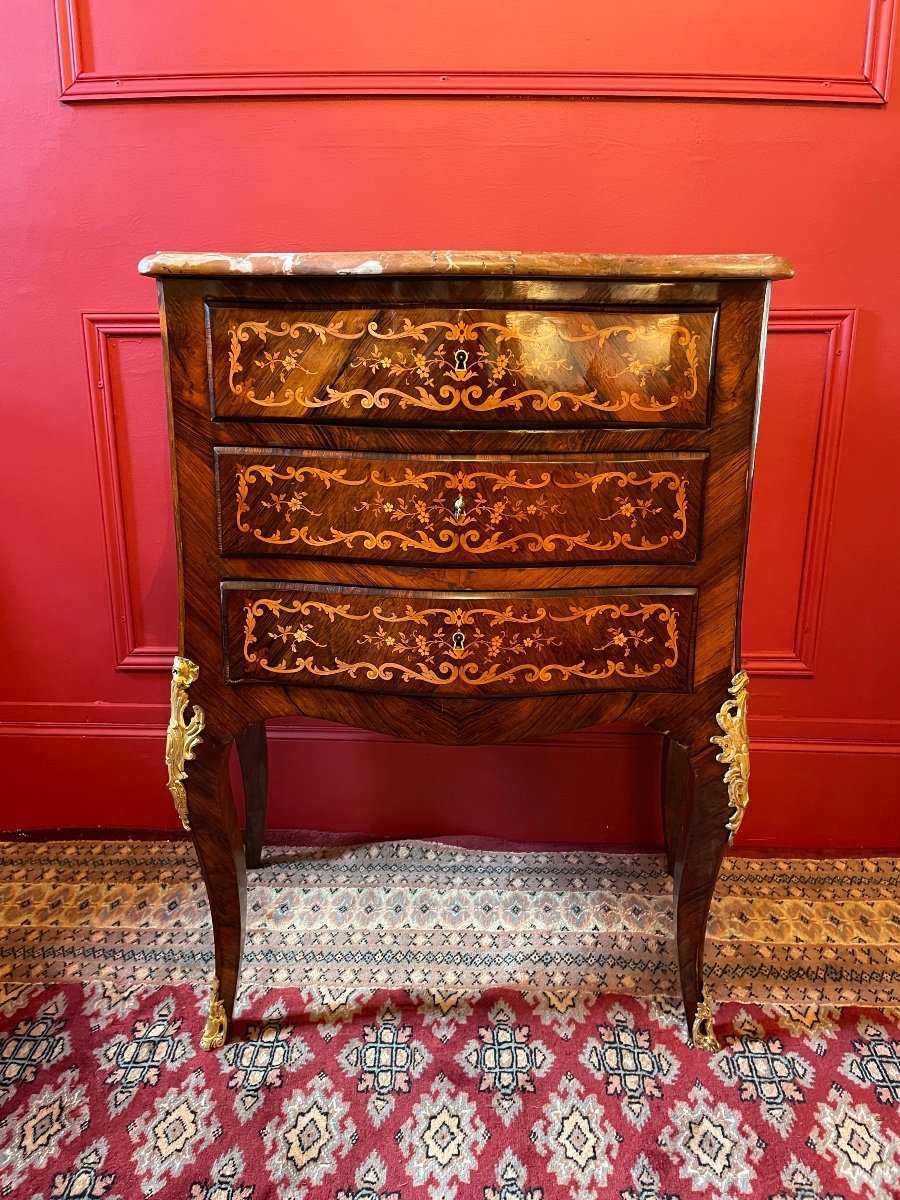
454,349,469,371
452,630,466,651
452,493,466,520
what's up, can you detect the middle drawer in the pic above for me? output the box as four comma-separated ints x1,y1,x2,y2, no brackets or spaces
215,448,707,566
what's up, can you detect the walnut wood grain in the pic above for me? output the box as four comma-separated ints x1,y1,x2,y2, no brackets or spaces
661,735,690,876
236,721,267,869
149,256,781,1049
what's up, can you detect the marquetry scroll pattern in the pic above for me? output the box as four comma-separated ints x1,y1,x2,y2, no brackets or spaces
234,462,690,556
228,312,701,416
241,598,682,689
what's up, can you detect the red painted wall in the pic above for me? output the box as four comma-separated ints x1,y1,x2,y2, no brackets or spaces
2,1,899,849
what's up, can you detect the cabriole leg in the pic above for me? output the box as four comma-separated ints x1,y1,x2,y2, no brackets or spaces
165,658,246,1050
673,743,728,1052
188,732,246,1050
661,735,690,877
674,671,750,1051
237,721,269,869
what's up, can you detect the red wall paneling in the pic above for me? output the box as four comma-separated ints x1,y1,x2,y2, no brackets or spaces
55,0,895,103
3,307,892,849
743,311,855,678
3,0,898,851
83,316,174,671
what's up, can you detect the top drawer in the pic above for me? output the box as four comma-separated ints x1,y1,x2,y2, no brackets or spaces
207,305,716,427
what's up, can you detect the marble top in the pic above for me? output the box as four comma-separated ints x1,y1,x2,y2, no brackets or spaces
138,250,793,280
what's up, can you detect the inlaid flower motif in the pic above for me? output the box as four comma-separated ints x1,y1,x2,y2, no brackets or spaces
262,488,319,518
243,596,679,687
269,622,324,651
598,626,652,658
231,312,700,412
607,495,663,527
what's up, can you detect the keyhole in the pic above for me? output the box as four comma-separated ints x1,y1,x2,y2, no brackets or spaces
454,349,469,371
453,493,466,519
452,631,466,651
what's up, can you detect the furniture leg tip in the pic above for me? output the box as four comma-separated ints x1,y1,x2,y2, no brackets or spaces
691,999,721,1053
199,976,228,1050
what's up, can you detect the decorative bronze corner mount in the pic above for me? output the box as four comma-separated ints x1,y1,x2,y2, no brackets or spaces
200,975,227,1050
165,656,205,831
711,670,750,844
691,997,720,1053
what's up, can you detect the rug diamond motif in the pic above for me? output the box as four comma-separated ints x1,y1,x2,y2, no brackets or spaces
1,840,900,1197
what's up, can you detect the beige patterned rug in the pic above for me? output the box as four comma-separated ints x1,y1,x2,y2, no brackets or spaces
1,839,898,1008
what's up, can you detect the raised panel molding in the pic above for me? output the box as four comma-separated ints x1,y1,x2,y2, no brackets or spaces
55,0,895,104
83,314,172,671
743,309,856,677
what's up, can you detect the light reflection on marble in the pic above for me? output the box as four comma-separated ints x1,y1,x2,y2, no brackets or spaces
139,250,794,280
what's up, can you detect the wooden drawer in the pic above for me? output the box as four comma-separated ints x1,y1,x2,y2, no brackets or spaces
207,305,716,426
222,582,697,697
216,448,706,565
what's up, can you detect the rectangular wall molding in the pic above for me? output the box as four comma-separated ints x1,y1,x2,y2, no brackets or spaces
83,313,172,672
743,309,856,677
56,0,895,104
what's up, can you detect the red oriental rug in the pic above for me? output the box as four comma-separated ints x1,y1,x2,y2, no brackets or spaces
1,840,900,1197
2,984,900,1198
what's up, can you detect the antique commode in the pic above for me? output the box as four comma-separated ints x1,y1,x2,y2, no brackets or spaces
141,250,792,1052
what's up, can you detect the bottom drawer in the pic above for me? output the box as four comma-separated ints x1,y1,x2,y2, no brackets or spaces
222,582,696,697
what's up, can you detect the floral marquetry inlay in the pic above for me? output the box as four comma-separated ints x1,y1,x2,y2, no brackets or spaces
224,589,696,696
212,306,714,425
220,453,704,564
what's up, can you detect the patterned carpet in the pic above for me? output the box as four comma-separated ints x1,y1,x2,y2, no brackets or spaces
1,839,899,1198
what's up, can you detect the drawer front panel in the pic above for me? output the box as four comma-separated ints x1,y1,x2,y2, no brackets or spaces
222,583,696,696
208,305,715,426
216,449,706,565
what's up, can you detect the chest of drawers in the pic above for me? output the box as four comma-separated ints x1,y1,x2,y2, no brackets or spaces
141,250,792,1052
